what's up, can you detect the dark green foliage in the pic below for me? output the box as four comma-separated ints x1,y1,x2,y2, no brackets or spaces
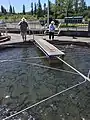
9,5,12,14
1,5,7,14
37,0,43,18
54,0,57,18
74,0,78,13
0,0,89,20
23,4,25,15
43,3,47,15
13,7,15,14
31,2,33,15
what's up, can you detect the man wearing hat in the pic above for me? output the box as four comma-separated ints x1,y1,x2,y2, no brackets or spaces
49,21,55,40
18,17,28,42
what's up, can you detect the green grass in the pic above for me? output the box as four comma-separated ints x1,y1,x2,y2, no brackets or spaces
0,14,38,22
0,14,88,29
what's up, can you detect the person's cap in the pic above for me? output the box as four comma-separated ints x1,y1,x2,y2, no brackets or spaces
21,17,26,21
51,21,54,24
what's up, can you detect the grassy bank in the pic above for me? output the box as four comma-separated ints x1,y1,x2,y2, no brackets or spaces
0,14,38,22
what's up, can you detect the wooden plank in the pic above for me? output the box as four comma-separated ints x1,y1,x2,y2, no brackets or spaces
35,38,65,56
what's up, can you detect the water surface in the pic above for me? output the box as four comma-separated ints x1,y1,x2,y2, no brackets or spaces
0,45,90,120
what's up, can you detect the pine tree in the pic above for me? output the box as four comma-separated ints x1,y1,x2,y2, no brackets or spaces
23,4,25,14
1,5,3,13
37,0,42,17
31,2,33,15
43,3,46,15
9,5,12,14
12,6,15,14
1,5,7,14
55,0,58,18
1,5,4,13
49,0,52,16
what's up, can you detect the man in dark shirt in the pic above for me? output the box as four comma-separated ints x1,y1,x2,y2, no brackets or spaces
18,17,28,42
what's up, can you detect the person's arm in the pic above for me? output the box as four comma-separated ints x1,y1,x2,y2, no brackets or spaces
18,21,21,26
54,25,55,30
26,22,28,27
26,22,29,30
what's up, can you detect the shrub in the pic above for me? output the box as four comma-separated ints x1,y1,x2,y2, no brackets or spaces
58,23,88,28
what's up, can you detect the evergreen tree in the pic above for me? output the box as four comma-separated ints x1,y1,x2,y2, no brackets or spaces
1,5,7,14
43,3,46,15
88,6,90,10
49,0,52,16
23,4,25,14
74,0,79,14
79,0,87,12
1,5,4,13
37,0,42,17
12,6,15,14
9,5,12,14
54,0,58,18
31,2,33,15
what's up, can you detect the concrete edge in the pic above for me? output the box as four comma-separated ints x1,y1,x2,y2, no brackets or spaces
46,39,90,47
0,39,90,51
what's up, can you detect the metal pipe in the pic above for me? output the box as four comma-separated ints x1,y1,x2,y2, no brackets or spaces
57,56,90,82
47,0,49,28
3,79,86,120
0,59,78,75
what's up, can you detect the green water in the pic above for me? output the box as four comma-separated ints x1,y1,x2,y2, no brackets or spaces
0,45,90,120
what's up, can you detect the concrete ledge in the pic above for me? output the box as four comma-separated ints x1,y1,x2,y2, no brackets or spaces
58,30,90,37
0,36,11,43
0,33,90,52
0,39,90,50
0,28,45,34
46,40,90,47
0,35,10,40
0,41,34,50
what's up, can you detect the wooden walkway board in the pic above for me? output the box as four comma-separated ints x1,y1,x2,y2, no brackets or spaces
35,38,65,56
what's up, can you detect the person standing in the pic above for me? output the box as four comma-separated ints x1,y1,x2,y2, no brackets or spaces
18,17,28,42
49,21,55,40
